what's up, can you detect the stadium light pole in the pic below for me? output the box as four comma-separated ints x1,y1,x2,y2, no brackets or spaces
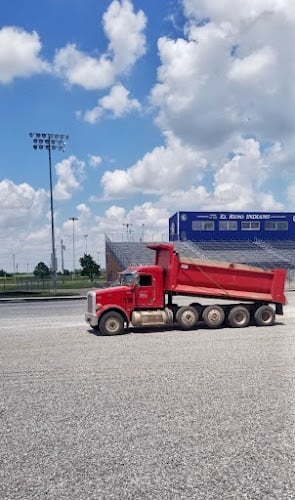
69,217,78,276
29,132,69,289
123,223,133,242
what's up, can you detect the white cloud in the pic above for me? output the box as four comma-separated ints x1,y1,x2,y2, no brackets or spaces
53,44,115,91
105,205,126,223
151,24,237,148
159,186,210,212
54,155,86,201
26,225,52,244
150,0,295,150
101,132,207,198
93,205,127,241
76,203,91,221
228,46,276,83
53,0,147,90
0,26,49,84
81,105,103,125
0,179,47,226
83,83,141,123
0,179,52,271
129,202,169,229
127,202,170,241
183,0,295,24
287,184,295,205
157,137,283,212
88,155,102,168
103,0,147,73
92,203,169,245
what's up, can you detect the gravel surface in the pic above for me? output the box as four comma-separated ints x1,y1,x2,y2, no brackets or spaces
0,297,295,500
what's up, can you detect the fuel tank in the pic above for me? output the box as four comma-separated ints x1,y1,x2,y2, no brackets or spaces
131,308,173,327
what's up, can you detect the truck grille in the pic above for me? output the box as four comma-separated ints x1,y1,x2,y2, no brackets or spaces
87,292,95,313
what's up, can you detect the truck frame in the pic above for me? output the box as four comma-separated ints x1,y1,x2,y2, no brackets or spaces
85,243,287,335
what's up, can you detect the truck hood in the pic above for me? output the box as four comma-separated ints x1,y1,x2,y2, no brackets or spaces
95,285,131,301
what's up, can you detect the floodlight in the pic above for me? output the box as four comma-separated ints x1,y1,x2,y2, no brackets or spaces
29,131,69,289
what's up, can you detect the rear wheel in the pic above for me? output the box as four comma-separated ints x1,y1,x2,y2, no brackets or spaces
227,305,250,328
202,305,225,328
254,305,275,326
176,306,199,330
99,311,125,335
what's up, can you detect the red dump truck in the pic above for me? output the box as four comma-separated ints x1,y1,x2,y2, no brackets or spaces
85,243,287,335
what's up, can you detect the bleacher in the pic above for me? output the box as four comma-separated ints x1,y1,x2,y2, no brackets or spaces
257,240,295,265
106,239,155,268
106,237,295,275
188,240,294,269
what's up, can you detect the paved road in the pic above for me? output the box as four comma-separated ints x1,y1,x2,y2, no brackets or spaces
1,298,295,499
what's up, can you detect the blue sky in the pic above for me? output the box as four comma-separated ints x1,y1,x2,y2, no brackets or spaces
1,0,295,272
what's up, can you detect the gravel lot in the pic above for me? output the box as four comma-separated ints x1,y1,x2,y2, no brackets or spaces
1,295,295,500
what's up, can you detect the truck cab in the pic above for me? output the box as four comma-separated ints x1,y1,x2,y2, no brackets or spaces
85,265,167,334
120,266,164,309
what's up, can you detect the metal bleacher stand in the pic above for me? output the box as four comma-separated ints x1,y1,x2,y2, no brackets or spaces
106,236,295,288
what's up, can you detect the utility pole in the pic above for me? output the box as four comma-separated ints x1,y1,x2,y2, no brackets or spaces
69,217,78,275
61,239,66,274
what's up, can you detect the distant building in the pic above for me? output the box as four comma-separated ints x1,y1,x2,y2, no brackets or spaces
169,211,295,242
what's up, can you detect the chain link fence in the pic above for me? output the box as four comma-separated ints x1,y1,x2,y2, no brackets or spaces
0,275,97,295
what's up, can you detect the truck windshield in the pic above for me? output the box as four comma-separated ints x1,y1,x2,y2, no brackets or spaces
119,272,136,286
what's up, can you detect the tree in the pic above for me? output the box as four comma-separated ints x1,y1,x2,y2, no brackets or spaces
79,254,100,280
33,262,50,279
0,269,12,277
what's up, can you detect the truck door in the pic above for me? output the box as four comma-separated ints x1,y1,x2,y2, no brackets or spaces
134,274,156,308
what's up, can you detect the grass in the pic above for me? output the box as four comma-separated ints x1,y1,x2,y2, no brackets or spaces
0,274,107,297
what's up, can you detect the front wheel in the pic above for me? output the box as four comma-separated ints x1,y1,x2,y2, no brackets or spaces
99,311,125,336
176,306,199,330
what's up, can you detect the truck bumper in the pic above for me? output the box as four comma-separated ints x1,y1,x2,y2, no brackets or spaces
85,312,99,328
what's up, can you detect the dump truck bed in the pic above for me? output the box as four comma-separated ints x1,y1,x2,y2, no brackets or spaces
148,243,287,305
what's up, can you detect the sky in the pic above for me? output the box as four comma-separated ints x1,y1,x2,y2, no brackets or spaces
1,0,295,273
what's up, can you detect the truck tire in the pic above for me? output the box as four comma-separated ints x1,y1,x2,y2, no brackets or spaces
176,306,199,330
254,305,275,326
202,305,225,328
227,305,250,328
99,311,125,336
